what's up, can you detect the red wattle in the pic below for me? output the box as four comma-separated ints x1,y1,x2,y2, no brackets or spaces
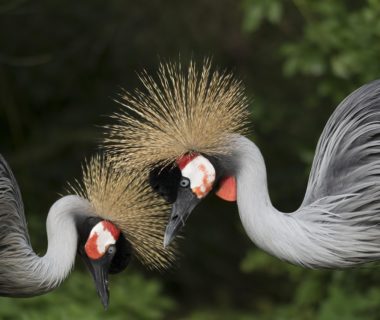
215,176,237,202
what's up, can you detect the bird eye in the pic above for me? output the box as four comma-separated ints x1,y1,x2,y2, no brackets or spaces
180,177,190,188
107,245,116,255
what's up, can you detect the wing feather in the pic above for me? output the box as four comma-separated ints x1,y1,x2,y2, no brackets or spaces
0,154,30,246
303,79,380,207
0,154,38,295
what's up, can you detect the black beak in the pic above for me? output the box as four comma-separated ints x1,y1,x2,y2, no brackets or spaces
81,247,116,310
164,188,201,247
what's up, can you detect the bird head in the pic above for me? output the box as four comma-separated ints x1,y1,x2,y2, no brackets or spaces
70,155,176,308
103,59,249,247
76,217,131,309
150,152,237,246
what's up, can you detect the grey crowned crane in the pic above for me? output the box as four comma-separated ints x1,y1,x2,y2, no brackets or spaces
0,154,175,308
105,60,380,269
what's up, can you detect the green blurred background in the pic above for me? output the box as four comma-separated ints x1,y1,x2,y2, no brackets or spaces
1,0,380,319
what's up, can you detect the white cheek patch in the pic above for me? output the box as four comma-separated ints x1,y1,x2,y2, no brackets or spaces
93,225,115,254
181,155,216,198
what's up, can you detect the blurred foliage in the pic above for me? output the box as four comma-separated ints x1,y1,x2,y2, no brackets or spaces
1,0,380,319
243,0,380,100
0,271,174,320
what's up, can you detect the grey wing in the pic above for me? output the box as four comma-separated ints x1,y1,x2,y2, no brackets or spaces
0,155,54,296
302,79,380,208
0,154,37,296
0,154,30,245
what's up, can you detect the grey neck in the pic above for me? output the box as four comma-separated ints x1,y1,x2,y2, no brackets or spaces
1,195,93,296
232,136,292,259
231,135,350,268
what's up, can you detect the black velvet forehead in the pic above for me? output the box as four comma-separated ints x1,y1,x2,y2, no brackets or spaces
149,165,181,203
77,216,102,243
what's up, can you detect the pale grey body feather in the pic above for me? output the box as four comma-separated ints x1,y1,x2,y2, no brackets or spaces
0,155,93,296
233,79,380,268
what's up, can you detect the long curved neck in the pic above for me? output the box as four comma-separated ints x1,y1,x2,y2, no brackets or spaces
40,195,93,289
232,136,324,267
5,195,93,296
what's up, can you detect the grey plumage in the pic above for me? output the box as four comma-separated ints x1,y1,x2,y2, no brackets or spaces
298,79,380,266
0,155,92,296
234,79,380,268
304,79,380,205
0,154,40,295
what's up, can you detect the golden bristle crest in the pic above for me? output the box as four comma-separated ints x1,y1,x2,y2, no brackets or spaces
104,59,250,169
69,154,176,270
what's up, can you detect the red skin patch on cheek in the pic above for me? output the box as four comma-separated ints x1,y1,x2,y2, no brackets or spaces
85,232,102,260
102,221,121,240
